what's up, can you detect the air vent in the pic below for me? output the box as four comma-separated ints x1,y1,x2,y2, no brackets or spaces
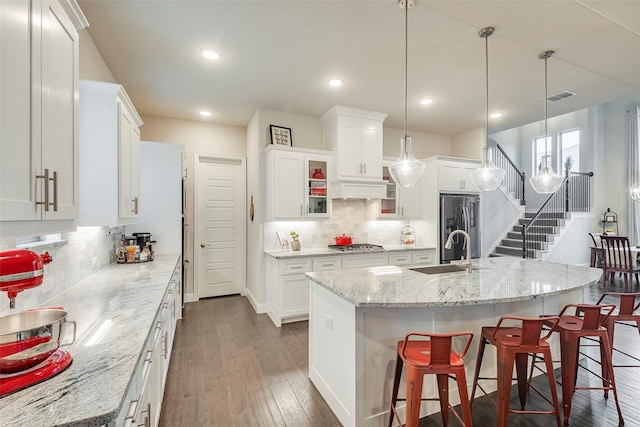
547,90,576,102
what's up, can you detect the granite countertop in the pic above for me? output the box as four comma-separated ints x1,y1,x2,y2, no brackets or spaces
265,244,435,259
306,257,602,307
0,254,181,427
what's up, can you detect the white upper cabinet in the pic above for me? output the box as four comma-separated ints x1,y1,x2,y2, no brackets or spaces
0,0,86,228
438,159,480,193
78,80,143,226
265,146,331,221
321,106,388,199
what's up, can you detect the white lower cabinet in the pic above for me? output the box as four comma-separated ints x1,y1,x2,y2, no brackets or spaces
266,257,313,327
266,250,435,326
114,262,180,427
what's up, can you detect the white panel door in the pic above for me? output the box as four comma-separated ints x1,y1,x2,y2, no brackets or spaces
197,157,245,298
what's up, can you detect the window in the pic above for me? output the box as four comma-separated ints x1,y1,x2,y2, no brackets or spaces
560,129,580,172
533,136,551,172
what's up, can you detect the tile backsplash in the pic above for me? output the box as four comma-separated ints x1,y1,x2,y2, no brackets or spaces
264,200,434,250
0,226,120,316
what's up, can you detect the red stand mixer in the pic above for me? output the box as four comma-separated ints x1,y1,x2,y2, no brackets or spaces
0,249,75,397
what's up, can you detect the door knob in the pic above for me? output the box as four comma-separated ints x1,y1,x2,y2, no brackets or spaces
200,243,206,248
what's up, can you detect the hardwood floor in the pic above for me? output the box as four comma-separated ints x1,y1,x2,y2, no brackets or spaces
160,276,640,427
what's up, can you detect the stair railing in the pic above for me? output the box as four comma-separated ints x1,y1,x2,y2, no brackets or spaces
566,170,593,212
521,178,567,259
494,144,525,205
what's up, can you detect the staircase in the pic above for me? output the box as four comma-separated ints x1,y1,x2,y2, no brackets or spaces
488,144,593,260
491,212,567,259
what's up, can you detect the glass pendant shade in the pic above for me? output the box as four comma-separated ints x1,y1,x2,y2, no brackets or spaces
630,183,640,201
470,147,505,191
389,136,425,188
529,155,563,194
471,26,505,192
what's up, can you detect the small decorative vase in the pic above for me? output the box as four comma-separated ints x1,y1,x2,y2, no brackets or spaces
312,168,325,179
291,240,301,251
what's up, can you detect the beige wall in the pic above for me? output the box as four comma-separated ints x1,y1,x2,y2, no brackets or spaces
79,29,116,83
383,127,452,159
451,127,483,159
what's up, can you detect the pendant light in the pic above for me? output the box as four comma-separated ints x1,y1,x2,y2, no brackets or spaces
529,50,564,194
389,0,425,188
470,26,505,191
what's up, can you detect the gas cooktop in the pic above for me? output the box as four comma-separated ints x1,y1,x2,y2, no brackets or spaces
328,243,384,252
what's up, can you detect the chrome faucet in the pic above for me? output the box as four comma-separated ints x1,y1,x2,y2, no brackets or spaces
445,229,472,273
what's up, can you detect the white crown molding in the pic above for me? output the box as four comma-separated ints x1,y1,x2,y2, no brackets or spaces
59,0,89,30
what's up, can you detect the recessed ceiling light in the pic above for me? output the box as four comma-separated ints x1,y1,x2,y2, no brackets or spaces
200,48,220,60
489,112,503,119
419,98,434,105
199,111,212,117
327,78,344,87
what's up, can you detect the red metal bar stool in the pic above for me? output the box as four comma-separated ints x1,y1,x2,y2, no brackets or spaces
545,304,624,426
388,331,474,427
470,315,562,427
596,292,640,368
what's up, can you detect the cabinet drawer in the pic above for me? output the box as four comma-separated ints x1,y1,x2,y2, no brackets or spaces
313,257,342,271
388,253,412,266
412,251,435,266
281,258,313,275
342,254,388,269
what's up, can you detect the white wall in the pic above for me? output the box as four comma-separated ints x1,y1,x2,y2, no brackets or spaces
600,96,640,237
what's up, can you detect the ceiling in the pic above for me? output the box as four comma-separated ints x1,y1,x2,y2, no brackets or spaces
78,0,640,136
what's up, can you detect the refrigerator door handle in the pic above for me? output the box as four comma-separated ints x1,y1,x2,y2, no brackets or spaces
461,207,469,250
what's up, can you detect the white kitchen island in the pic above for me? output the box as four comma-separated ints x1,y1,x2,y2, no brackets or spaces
305,257,602,427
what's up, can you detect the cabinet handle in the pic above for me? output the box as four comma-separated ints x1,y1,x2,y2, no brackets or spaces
36,169,50,211
363,163,366,175
401,206,404,216
300,205,303,216
50,171,58,211
132,196,139,214
322,263,333,267
124,399,140,422
161,331,168,359
138,402,150,427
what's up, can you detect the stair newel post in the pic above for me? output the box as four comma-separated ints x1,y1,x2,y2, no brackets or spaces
521,225,527,259
565,167,570,213
521,171,526,206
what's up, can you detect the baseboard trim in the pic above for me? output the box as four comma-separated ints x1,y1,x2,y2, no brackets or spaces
246,289,267,314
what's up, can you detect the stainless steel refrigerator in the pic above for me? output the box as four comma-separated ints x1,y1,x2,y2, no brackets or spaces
440,194,480,263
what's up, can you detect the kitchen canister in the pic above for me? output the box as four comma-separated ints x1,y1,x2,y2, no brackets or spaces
401,226,415,246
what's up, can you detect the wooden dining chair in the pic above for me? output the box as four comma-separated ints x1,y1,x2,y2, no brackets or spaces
601,236,640,290
588,232,604,268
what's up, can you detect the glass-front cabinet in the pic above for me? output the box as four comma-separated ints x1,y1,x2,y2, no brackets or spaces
266,146,331,220
367,160,421,219
307,159,329,216
381,165,398,216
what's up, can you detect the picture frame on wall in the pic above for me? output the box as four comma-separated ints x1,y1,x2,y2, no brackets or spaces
270,125,293,147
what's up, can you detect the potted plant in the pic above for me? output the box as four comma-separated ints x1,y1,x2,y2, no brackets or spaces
290,231,301,251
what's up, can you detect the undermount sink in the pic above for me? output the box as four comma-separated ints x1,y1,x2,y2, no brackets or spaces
410,264,467,274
